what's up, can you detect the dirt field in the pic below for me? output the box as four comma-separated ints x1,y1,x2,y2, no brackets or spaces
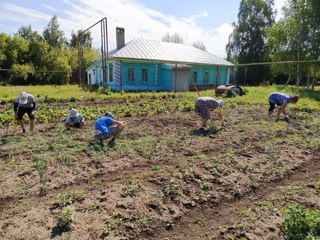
0,100,319,240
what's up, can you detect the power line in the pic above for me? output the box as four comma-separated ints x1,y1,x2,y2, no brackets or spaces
0,68,67,73
236,59,320,67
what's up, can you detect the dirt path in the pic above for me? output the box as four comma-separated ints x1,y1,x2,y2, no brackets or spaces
152,152,320,239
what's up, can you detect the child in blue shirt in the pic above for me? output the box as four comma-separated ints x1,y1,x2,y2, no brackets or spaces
65,109,85,129
94,112,125,147
267,92,298,122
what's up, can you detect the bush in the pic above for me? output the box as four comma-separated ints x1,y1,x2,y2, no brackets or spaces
97,86,112,95
281,204,320,240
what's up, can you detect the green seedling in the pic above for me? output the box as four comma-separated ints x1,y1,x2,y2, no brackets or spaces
58,206,75,231
54,191,85,208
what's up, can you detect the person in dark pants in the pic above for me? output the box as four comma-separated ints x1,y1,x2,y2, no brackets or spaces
65,109,85,129
195,96,225,130
94,112,125,147
267,92,299,122
13,92,36,134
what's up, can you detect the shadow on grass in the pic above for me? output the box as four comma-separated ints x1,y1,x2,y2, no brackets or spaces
189,127,222,137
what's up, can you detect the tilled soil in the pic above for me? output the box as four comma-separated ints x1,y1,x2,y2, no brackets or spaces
0,104,319,240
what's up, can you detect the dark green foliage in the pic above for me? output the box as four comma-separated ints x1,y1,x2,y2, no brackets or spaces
281,204,320,239
226,0,275,85
0,16,98,85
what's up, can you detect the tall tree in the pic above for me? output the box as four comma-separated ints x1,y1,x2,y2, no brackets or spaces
267,0,319,86
16,25,41,42
69,30,93,49
161,33,184,43
226,0,275,85
43,15,66,49
192,41,207,51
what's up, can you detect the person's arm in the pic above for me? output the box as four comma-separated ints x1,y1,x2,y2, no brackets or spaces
216,108,225,127
65,116,75,127
276,103,287,121
112,119,125,126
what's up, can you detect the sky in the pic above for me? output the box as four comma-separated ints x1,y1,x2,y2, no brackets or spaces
0,0,285,58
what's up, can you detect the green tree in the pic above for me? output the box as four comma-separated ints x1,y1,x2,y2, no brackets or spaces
192,41,207,51
45,48,71,85
16,25,42,42
69,30,93,49
267,0,319,87
161,33,184,43
226,0,275,85
43,15,66,49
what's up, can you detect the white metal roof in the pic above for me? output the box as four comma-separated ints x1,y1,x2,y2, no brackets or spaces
109,39,233,66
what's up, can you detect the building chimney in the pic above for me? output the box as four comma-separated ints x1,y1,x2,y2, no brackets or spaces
116,27,125,50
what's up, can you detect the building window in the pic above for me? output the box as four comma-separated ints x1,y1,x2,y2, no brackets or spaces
192,71,197,83
204,72,209,84
128,68,134,82
109,64,113,82
142,69,148,82
93,69,96,75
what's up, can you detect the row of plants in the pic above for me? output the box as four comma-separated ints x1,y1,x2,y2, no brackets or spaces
0,96,195,127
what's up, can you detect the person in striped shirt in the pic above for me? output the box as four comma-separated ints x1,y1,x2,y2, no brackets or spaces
267,92,299,122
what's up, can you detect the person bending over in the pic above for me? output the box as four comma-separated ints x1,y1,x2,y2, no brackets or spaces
65,109,85,129
13,91,36,134
195,96,225,130
267,92,298,122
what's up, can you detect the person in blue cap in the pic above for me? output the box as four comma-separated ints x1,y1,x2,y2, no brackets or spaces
267,92,299,122
94,112,125,147
195,96,225,130
65,109,85,129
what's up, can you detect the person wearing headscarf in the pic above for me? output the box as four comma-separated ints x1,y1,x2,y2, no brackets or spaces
195,96,225,130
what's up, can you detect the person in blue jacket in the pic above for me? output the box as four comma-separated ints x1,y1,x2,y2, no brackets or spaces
13,91,36,134
267,92,299,122
94,112,125,146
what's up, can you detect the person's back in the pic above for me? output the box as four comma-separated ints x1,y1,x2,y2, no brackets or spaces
268,92,290,105
95,116,113,133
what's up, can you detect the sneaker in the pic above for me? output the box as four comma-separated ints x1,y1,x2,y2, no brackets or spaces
284,116,289,122
108,139,116,147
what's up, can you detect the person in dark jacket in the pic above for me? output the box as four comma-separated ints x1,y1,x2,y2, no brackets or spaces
13,92,36,134
94,112,125,147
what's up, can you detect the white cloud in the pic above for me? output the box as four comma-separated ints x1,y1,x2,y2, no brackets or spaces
0,0,233,57
41,4,58,12
2,3,50,20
